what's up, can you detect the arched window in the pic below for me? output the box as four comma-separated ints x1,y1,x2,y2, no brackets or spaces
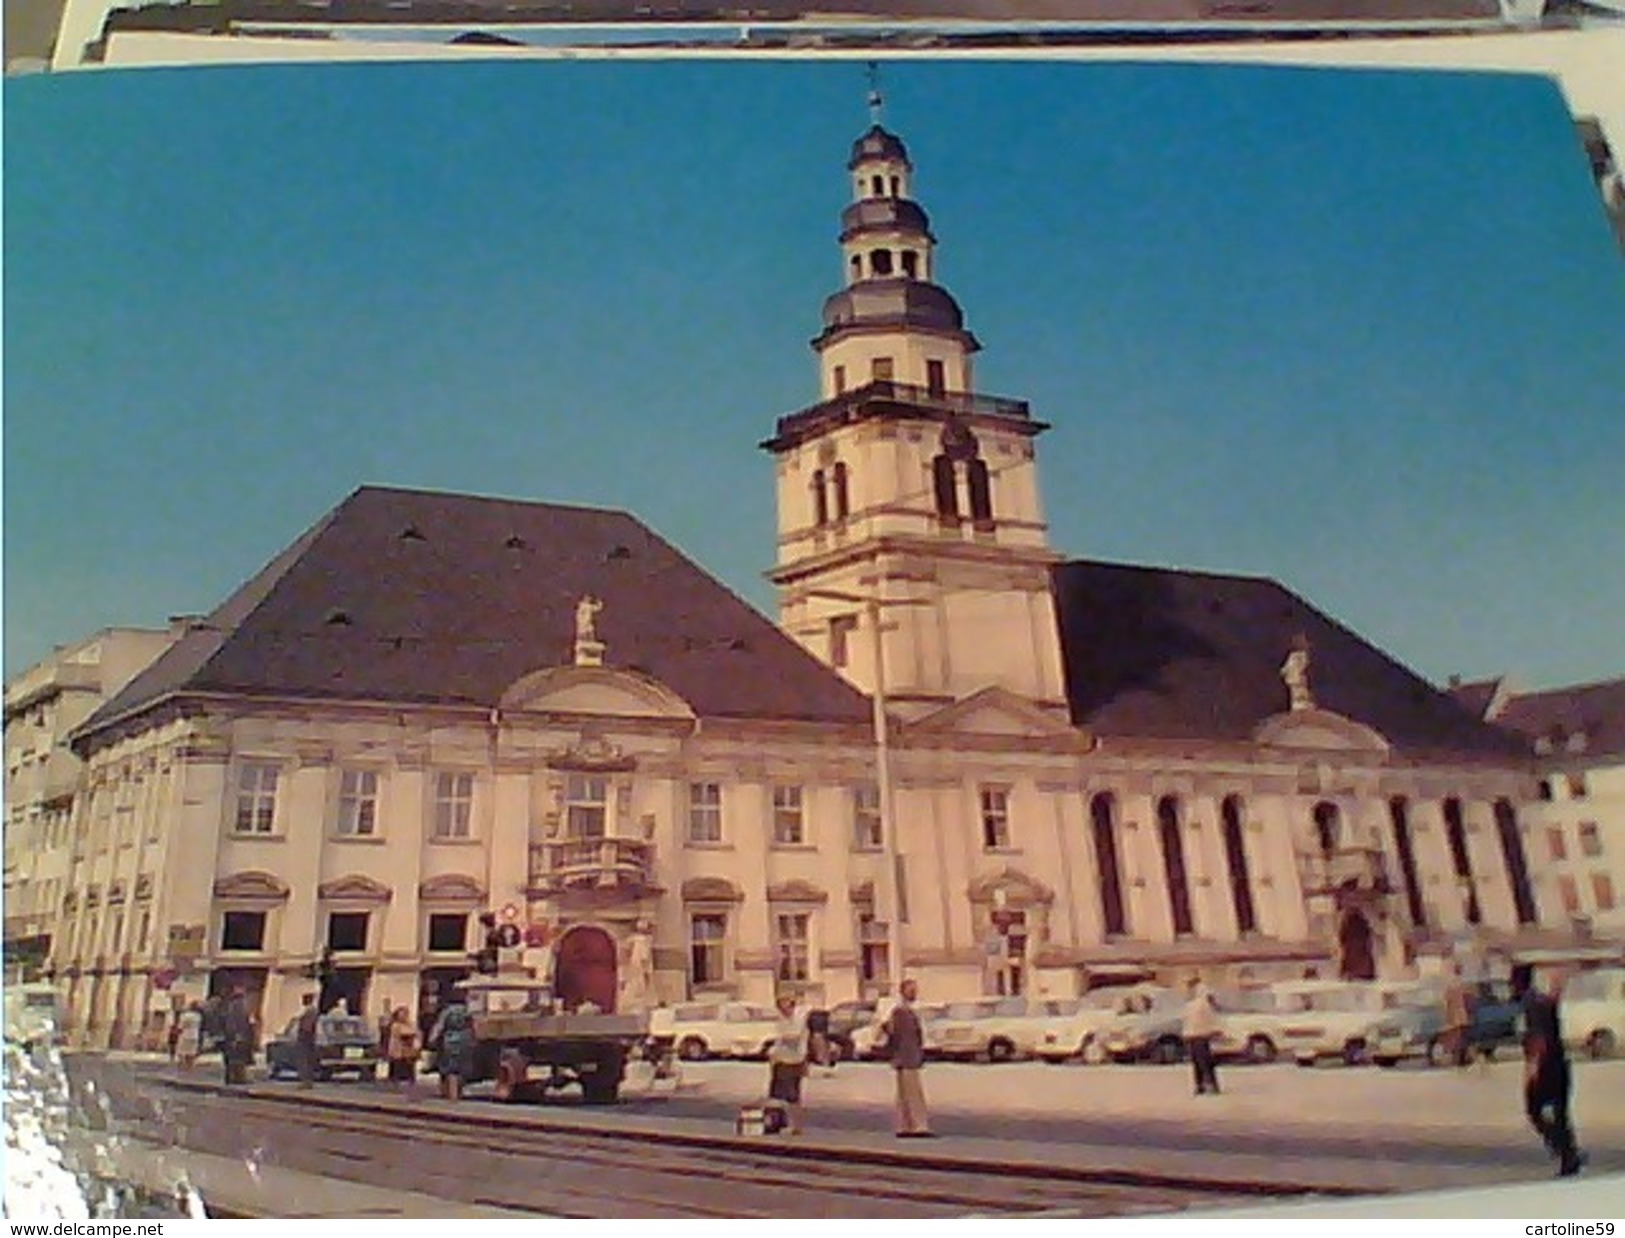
870,249,894,277
1496,798,1538,926
831,462,850,521
849,254,861,281
871,175,884,196
1389,797,1427,928
1443,797,1481,925
932,455,959,521
1220,796,1257,936
967,459,993,525
1090,793,1127,937
810,470,828,527
1157,796,1195,937
889,175,900,196
900,250,919,279
1313,801,1339,858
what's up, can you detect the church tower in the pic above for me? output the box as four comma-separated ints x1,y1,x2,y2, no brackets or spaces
763,92,1068,719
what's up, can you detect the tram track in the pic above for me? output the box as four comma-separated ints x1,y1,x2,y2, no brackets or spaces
81,1066,1386,1218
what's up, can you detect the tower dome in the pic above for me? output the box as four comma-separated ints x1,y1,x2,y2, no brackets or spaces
848,124,910,170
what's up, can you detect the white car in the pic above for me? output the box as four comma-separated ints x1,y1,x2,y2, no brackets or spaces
934,996,1073,1063
1561,967,1625,1060
1281,981,1441,1067
1211,984,1329,1064
666,1002,781,1061
1034,987,1171,1063
849,1003,946,1060
1095,989,1190,1064
4,982,60,1051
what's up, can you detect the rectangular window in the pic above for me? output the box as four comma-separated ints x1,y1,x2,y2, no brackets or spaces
687,782,723,844
220,911,267,952
926,359,946,397
337,770,380,837
980,786,1011,850
1548,827,1568,862
774,912,811,983
828,615,858,670
427,913,469,953
832,364,847,395
1593,872,1617,911
1568,773,1589,799
327,912,369,953
1579,822,1603,857
1559,875,1581,916
857,910,889,984
565,774,609,840
852,784,883,851
234,763,279,834
433,772,475,840
1537,779,1554,802
772,785,805,847
870,357,894,382
690,913,727,986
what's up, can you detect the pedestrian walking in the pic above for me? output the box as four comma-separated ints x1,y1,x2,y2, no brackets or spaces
1443,968,1472,1068
1513,963,1587,1178
174,1003,203,1072
429,1000,474,1101
220,986,256,1087
294,992,321,1089
765,990,810,1135
880,979,934,1138
385,1005,421,1094
1182,979,1221,1096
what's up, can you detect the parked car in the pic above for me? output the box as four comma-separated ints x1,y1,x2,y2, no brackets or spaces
848,1003,946,1060
4,982,61,1052
824,1000,878,1062
265,1010,381,1080
1282,981,1440,1067
1095,989,1189,1064
933,996,1074,1063
1034,986,1170,1064
666,1002,781,1061
1561,966,1625,1060
1370,981,1522,1068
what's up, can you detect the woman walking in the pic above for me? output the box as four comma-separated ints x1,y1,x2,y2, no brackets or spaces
385,1006,421,1094
429,1000,474,1101
174,1003,203,1072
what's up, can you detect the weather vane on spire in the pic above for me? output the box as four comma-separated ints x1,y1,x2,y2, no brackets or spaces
866,61,884,126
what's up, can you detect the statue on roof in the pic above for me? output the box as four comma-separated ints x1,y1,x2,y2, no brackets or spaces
1281,633,1315,712
575,595,602,644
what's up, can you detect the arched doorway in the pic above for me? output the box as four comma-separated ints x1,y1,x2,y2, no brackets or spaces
1337,910,1377,981
555,926,618,1013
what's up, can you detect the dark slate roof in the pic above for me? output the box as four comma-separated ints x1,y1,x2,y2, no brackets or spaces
821,279,966,334
79,486,872,740
1446,677,1505,720
1494,678,1625,761
1051,560,1528,758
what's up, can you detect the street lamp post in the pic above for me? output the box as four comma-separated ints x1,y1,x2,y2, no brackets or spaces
806,587,925,1000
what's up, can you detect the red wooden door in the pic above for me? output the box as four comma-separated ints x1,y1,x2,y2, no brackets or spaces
555,926,618,1013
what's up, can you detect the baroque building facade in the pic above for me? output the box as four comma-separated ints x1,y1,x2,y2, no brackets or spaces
40,112,1594,1049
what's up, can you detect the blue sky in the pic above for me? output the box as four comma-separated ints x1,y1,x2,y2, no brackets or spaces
5,59,1623,690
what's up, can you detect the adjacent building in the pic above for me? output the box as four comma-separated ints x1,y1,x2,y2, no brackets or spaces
3,628,176,981
1456,675,1625,940
38,111,1593,1049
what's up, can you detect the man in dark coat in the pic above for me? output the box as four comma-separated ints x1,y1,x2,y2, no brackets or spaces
221,986,256,1086
1513,964,1586,1177
881,979,934,1138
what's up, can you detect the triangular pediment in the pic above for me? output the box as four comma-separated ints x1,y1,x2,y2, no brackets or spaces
419,874,486,903
317,873,393,903
1254,708,1390,754
908,687,1078,740
501,665,695,720
213,870,291,902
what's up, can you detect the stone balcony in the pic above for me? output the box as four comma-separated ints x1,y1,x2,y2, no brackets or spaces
1298,847,1394,898
527,836,659,900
